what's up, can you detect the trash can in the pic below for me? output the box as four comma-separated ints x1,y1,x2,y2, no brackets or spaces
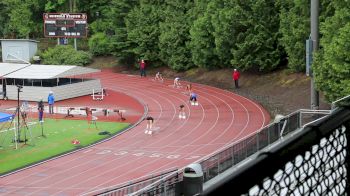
183,163,203,196
33,56,41,64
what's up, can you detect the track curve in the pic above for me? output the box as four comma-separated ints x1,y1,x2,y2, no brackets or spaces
0,71,270,195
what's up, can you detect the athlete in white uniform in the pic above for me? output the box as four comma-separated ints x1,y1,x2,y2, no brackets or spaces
174,77,181,88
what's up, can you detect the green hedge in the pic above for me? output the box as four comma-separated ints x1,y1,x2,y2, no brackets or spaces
41,45,92,66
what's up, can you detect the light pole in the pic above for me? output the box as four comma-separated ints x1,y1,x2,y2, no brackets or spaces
16,85,23,142
310,0,319,110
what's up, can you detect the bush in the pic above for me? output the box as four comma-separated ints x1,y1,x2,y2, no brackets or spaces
41,45,92,66
88,32,112,56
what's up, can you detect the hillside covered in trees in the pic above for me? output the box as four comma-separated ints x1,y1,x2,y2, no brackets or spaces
0,0,349,102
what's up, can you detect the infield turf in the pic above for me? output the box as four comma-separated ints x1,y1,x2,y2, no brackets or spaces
0,118,129,175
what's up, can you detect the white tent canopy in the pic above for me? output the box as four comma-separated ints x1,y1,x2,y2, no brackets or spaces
0,63,102,101
0,63,30,77
0,63,100,79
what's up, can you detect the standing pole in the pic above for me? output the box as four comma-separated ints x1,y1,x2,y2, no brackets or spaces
310,0,320,110
70,0,78,50
17,87,20,142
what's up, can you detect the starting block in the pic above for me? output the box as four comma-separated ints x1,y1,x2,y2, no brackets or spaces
145,130,153,135
92,89,106,101
65,107,75,118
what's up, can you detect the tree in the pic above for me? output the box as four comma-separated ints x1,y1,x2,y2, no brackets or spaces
158,0,194,70
4,0,35,38
211,0,236,68
276,0,309,72
125,0,165,65
108,0,138,65
0,1,10,37
313,8,350,102
230,0,282,71
189,1,219,69
42,45,92,66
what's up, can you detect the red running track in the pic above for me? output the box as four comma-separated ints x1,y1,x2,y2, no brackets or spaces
0,70,270,195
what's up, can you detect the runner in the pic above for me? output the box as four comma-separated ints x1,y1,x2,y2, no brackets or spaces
145,116,154,134
174,77,181,88
190,92,198,106
179,104,186,119
154,71,164,82
186,83,193,95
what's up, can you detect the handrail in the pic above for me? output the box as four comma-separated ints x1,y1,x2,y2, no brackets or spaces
80,167,178,196
331,94,350,109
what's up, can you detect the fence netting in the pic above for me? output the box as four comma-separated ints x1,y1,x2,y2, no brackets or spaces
246,125,348,195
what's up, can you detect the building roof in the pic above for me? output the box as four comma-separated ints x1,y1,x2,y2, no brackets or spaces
0,63,30,77
0,63,100,79
0,39,39,43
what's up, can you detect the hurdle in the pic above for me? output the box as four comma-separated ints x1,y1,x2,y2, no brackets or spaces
92,88,105,101
114,109,126,121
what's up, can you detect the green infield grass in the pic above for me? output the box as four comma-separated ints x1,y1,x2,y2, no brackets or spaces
0,118,129,175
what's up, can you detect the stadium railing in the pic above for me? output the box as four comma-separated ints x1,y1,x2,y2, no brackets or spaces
83,94,349,195
104,108,332,195
204,104,349,195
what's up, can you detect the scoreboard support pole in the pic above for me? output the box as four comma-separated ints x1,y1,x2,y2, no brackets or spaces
74,38,77,50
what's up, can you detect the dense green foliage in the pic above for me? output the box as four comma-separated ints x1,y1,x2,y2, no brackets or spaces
313,6,350,102
42,45,92,66
88,32,112,56
159,0,194,71
0,0,349,101
276,0,309,72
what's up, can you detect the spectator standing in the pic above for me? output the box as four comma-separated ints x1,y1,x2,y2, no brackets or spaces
48,91,55,114
140,59,146,77
232,69,240,88
38,98,44,122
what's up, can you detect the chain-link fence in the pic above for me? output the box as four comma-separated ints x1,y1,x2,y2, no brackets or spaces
198,109,332,183
247,126,347,195
91,168,181,196
103,108,332,196
205,106,350,195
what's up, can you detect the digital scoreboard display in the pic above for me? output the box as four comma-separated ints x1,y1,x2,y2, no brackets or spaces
43,13,87,38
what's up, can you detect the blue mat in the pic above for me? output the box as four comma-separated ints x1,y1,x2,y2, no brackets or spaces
0,112,14,123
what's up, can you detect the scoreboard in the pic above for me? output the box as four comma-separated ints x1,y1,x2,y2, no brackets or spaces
43,13,87,38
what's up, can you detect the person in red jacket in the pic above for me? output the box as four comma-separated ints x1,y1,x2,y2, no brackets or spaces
140,59,146,77
232,69,240,88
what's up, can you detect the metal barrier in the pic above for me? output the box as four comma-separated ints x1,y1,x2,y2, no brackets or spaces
198,109,330,183
78,168,178,196
203,106,350,195
106,109,331,195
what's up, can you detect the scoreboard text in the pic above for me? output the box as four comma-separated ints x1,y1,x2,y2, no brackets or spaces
43,13,87,38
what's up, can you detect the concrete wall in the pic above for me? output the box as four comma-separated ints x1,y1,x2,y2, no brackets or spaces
5,79,101,102
0,39,38,63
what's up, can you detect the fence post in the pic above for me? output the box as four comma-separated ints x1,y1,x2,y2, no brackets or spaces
231,145,235,166
217,156,220,174
346,121,350,194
